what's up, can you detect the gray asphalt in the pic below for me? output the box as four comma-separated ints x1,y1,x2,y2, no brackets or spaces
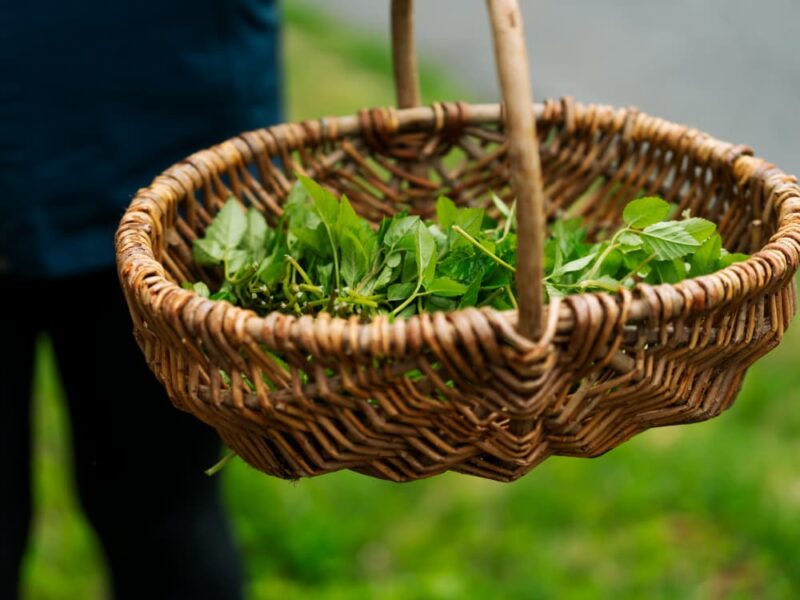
304,0,799,174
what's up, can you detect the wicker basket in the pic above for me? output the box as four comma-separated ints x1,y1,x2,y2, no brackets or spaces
116,0,800,482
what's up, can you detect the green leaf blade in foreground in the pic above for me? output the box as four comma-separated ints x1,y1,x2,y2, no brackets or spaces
193,238,225,266
681,217,716,243
340,230,369,288
717,250,750,269
426,277,468,297
689,233,722,276
415,221,437,286
298,175,342,288
298,174,339,227
640,221,701,260
623,197,671,229
206,198,247,250
244,208,269,258
436,196,458,231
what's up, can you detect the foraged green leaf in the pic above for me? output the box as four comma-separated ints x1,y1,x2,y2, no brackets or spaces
689,233,722,276
459,275,483,308
193,238,225,266
717,251,749,268
648,259,687,284
436,196,458,231
426,277,468,297
388,281,416,301
415,221,437,285
187,177,745,322
206,198,247,250
554,252,597,276
618,231,643,250
244,208,269,258
383,216,420,250
182,281,211,297
257,253,286,285
340,230,369,287
623,197,671,228
226,249,250,275
681,217,716,243
640,221,701,260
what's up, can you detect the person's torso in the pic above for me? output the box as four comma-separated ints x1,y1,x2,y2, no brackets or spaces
0,0,283,277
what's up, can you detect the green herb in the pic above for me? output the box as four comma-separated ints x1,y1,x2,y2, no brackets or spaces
187,183,747,319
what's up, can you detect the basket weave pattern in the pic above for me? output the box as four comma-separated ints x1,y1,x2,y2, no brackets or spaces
116,98,800,481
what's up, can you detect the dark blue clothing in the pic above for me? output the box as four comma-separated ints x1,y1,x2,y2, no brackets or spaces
1,0,283,277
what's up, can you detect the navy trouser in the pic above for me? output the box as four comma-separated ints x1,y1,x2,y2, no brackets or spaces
0,269,243,600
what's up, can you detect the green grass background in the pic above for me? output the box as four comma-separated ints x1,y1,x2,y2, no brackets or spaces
21,5,800,599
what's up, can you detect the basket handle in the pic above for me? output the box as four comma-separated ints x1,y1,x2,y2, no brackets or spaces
391,0,546,339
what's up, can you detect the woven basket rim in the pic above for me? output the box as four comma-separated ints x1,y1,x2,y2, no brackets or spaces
116,99,800,355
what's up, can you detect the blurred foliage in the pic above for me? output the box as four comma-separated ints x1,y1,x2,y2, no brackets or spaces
22,4,800,599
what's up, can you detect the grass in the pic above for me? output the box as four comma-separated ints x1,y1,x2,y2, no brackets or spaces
22,4,800,599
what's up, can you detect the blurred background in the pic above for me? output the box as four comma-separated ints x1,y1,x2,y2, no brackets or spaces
21,1,800,598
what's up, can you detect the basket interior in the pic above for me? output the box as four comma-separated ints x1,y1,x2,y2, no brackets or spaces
162,105,769,295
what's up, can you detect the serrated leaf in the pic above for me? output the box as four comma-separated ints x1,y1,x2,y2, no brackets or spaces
640,221,701,260
193,238,225,266
618,231,643,250
623,197,671,229
298,174,339,226
206,199,247,250
681,217,716,243
383,216,420,249
226,249,249,275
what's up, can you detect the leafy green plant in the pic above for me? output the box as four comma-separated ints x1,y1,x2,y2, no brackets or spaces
184,179,747,319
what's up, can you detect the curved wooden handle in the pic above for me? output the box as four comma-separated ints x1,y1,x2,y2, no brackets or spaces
391,0,546,339
391,0,421,108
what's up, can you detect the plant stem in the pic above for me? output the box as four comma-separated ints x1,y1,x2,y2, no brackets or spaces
391,283,422,316
505,285,518,309
452,226,516,272
582,228,627,282
205,450,236,476
478,288,505,308
629,252,657,278
498,200,517,243
285,255,316,288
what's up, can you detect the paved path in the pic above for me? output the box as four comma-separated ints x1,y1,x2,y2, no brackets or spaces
305,0,799,173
